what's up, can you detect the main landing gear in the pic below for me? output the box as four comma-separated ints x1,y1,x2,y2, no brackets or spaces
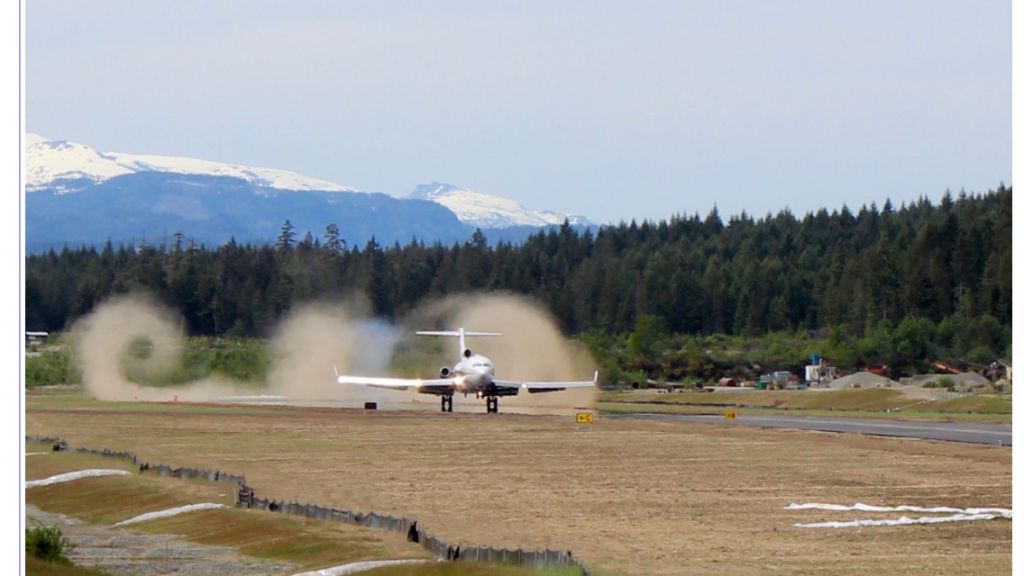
439,394,499,413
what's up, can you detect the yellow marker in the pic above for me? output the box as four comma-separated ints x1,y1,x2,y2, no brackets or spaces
724,410,737,420
576,412,594,424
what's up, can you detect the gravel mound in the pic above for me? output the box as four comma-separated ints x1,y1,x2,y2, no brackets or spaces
828,371,900,389
901,371,991,390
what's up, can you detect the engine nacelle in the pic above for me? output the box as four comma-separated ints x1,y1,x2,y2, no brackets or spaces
440,367,451,378
463,348,472,358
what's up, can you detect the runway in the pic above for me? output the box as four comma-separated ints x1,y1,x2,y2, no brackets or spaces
614,413,1012,446
214,395,1012,445
213,395,584,416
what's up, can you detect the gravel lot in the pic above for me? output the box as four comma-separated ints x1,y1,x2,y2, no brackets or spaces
26,504,295,576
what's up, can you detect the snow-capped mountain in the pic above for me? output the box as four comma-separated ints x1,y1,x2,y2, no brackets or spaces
25,133,355,193
408,182,592,229
24,133,597,252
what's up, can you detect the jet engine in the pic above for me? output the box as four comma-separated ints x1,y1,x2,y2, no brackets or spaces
440,367,451,378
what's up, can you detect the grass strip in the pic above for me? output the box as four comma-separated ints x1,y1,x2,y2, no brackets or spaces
26,556,114,576
131,507,429,570
599,387,1011,423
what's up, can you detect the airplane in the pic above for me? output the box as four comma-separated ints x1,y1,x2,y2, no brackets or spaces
335,328,598,413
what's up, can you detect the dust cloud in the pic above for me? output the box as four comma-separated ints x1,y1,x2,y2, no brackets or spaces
265,302,410,403
72,291,595,411
73,293,241,402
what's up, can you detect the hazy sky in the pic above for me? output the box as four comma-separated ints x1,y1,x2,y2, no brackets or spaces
27,1,1010,223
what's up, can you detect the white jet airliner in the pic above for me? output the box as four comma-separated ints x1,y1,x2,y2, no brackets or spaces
335,328,597,413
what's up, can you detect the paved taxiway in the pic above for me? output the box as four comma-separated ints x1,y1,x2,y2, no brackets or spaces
614,413,1012,446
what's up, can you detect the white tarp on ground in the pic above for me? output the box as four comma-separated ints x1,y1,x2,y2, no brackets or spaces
788,502,1012,528
291,559,432,576
26,469,130,488
113,503,229,527
795,513,1009,529
787,502,1012,515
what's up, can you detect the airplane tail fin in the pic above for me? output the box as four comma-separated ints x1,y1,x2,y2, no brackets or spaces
416,328,501,357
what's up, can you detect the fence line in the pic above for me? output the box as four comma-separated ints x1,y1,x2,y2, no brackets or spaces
26,436,589,575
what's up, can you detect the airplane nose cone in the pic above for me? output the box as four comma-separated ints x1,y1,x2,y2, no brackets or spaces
464,372,492,389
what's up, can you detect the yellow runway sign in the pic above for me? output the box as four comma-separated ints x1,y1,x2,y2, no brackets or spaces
576,412,593,424
724,411,737,420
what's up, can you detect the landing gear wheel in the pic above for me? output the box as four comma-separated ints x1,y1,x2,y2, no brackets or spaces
486,396,498,414
441,395,453,413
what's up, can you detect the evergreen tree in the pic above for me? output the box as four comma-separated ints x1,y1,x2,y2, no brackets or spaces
276,220,296,252
324,223,346,254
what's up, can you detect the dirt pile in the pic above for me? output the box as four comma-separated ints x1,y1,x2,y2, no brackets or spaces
901,372,992,390
829,371,901,389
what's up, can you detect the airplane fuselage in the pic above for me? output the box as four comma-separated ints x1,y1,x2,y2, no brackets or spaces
447,354,496,393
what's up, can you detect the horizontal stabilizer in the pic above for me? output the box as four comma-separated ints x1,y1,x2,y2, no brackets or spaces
416,327,501,356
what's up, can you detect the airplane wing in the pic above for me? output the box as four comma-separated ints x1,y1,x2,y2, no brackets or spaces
336,373,454,394
493,371,599,394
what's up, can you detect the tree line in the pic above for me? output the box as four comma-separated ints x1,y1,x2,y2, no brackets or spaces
26,186,1012,372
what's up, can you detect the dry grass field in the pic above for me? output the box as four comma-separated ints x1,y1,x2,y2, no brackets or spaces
26,395,1011,576
25,443,559,576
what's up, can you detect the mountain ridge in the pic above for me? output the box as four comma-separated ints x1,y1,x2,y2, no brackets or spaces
24,134,596,252
26,134,594,232
26,172,472,253
26,133,356,193
408,181,592,229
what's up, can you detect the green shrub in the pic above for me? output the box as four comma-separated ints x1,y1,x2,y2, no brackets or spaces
207,339,271,382
26,525,73,563
120,337,271,386
25,348,81,388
